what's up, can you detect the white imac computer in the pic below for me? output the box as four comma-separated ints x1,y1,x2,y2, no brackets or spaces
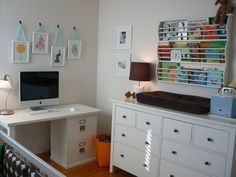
19,71,59,111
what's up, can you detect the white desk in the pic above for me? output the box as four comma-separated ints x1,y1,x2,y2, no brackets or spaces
0,103,101,168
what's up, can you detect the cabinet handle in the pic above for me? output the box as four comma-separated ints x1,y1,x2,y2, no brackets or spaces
143,164,148,168
121,133,126,137
170,175,175,177
207,138,214,142
172,151,177,155
120,154,124,158
146,121,151,125
79,119,86,124
122,115,127,119
173,129,179,133
145,141,150,145
205,161,211,166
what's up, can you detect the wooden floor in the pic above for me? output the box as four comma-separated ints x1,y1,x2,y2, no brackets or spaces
38,152,135,177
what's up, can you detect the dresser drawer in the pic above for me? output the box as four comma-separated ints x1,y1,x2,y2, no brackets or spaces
162,140,226,177
115,106,136,127
163,118,192,144
67,138,95,165
136,112,162,135
115,125,160,157
67,115,97,142
193,125,229,154
160,160,209,177
113,143,158,177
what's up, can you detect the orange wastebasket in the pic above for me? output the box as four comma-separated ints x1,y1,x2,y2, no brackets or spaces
95,134,111,167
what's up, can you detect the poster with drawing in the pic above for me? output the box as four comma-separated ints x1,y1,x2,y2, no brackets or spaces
32,32,48,54
50,46,65,67
11,40,30,63
115,26,132,49
115,52,130,77
68,40,82,59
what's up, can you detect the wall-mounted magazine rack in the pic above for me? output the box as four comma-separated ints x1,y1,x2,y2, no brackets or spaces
157,15,232,89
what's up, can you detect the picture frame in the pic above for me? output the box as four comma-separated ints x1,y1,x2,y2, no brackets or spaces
32,32,49,54
67,40,82,59
115,25,132,49
115,52,131,77
50,46,66,67
11,40,30,63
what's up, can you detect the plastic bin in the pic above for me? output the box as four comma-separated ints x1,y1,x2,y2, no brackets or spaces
95,134,111,167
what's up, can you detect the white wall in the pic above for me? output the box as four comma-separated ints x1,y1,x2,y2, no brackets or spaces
96,0,236,133
0,0,99,153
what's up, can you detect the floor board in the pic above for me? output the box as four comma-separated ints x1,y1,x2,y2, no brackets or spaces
38,152,135,177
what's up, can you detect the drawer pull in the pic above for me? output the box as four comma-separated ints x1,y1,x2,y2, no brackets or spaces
120,154,124,158
205,161,211,166
145,141,150,145
146,121,151,125
143,164,148,168
121,133,126,137
207,138,214,142
173,129,179,133
170,175,175,177
122,115,127,119
172,151,177,155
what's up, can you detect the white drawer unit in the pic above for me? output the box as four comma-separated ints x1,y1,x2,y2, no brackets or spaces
110,99,236,177
115,124,160,157
136,112,162,135
115,106,136,127
163,118,192,144
160,160,210,177
193,125,229,154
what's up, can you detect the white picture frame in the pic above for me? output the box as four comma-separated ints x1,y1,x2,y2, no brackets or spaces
115,25,132,49
32,32,49,54
50,46,66,67
11,40,30,63
67,40,82,59
115,52,131,77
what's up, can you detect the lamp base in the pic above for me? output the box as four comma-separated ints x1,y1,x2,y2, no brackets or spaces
0,109,14,115
133,85,144,93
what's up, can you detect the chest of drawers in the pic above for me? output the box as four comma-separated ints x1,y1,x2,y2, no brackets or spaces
110,99,236,177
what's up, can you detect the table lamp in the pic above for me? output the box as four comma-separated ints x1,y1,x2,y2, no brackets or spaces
129,62,151,93
0,75,14,115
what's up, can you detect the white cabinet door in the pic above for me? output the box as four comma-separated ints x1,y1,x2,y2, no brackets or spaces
116,106,136,127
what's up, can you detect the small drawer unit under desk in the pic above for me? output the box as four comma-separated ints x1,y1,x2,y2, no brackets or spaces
51,114,97,169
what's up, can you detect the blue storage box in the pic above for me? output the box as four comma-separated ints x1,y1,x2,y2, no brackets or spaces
210,94,236,118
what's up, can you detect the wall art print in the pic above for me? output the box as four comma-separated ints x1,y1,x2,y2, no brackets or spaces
115,25,132,49
32,32,49,54
115,52,131,77
67,40,82,59
50,46,66,67
11,40,30,63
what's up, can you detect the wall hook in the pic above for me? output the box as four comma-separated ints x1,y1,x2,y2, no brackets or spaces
39,22,42,26
73,26,76,30
57,24,60,28
19,20,22,24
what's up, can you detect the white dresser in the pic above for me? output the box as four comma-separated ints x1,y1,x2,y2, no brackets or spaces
110,99,236,177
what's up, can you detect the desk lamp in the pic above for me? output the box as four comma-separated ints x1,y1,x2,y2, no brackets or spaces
129,62,151,93
0,75,14,115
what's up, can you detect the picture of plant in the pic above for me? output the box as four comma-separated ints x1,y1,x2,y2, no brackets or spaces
68,40,82,59
11,40,30,63
32,32,49,54
50,46,66,67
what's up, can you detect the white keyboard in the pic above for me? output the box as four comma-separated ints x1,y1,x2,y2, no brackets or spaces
27,109,59,115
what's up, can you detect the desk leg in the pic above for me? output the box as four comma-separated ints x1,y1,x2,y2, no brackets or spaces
7,126,16,139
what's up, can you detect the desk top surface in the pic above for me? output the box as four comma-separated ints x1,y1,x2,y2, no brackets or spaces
0,104,101,127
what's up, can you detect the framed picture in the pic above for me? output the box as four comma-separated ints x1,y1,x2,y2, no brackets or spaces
11,40,30,63
67,40,82,59
50,46,66,67
32,32,49,54
115,52,131,77
115,25,132,49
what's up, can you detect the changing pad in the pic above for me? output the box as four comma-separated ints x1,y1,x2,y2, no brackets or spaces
136,91,210,114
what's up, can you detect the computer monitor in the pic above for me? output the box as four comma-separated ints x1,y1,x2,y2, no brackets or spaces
19,71,59,108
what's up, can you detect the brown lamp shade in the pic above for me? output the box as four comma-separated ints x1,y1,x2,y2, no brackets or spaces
129,62,151,81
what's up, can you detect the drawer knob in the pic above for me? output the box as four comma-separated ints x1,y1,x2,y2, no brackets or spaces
172,151,177,155
122,115,127,119
205,161,211,166
121,133,126,137
207,138,214,142
146,121,151,125
143,164,148,168
120,154,124,158
170,175,175,177
173,129,179,133
145,141,150,145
